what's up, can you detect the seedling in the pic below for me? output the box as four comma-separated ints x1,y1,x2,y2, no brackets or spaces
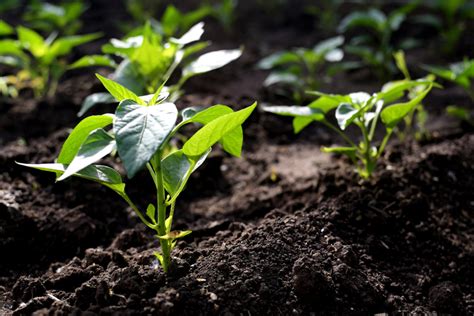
446,105,474,126
263,80,434,179
305,0,343,33
0,24,101,98
338,4,419,80
388,51,434,140
413,0,474,55
79,22,242,116
18,76,257,272
125,3,212,38
423,59,474,100
23,0,86,36
258,36,345,103
208,0,238,31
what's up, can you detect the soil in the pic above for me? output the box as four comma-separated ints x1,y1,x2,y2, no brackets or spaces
0,1,473,315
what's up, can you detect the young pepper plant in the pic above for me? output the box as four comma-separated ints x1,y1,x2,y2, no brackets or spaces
258,36,345,103
338,3,419,80
0,24,102,98
18,76,256,272
79,22,241,116
387,51,435,140
23,0,87,36
263,80,434,179
413,0,474,56
423,59,474,100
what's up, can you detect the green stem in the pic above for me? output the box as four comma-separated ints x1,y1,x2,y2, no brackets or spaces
153,153,171,272
376,129,393,159
360,122,373,178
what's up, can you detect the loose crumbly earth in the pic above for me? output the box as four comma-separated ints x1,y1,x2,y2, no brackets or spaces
0,1,473,315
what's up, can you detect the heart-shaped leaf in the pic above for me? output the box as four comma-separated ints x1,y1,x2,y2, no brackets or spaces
114,100,178,178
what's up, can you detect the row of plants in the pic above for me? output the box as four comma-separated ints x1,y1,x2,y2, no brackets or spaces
0,1,472,271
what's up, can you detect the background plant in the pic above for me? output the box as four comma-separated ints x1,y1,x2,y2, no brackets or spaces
338,3,419,80
79,22,242,116
258,36,344,103
263,80,433,179
446,105,474,126
23,0,87,36
413,0,474,56
424,59,474,100
19,76,256,272
0,23,100,98
387,50,434,140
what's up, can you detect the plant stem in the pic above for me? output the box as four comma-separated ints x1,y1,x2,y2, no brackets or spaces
153,153,171,272
360,122,373,178
376,129,393,159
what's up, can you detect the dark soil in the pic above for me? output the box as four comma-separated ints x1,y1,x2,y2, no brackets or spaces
0,1,473,315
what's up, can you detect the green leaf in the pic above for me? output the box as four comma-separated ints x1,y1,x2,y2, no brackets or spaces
338,9,386,33
96,73,145,105
381,83,433,129
17,162,125,195
181,107,200,121
262,105,325,120
45,33,101,62
68,55,117,70
263,72,301,87
57,114,114,164
393,51,410,79
187,104,233,123
58,129,116,181
162,149,210,197
185,104,244,156
446,105,471,122
293,117,313,133
171,22,204,45
313,36,344,56
181,41,210,59
182,48,242,77
146,204,156,223
78,92,116,117
335,103,360,130
183,102,256,156
114,100,178,178
17,26,46,57
147,82,167,106
157,230,192,240
0,40,25,58
258,51,300,69
306,93,350,111
378,80,434,103
220,127,243,157
321,146,357,160
113,59,146,94
0,20,13,36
